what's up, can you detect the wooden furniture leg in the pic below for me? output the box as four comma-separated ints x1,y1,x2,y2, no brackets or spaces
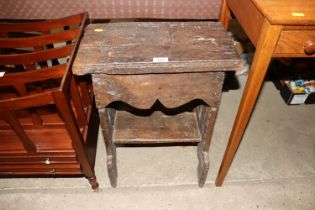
99,108,117,188
215,19,282,186
219,0,231,30
198,105,219,187
53,91,99,190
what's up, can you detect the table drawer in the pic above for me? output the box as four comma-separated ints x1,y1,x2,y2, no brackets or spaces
0,154,82,175
274,30,315,57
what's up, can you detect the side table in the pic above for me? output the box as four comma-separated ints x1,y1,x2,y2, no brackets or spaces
73,22,241,187
216,0,315,186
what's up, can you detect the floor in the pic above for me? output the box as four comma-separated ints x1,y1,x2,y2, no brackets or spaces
0,75,314,210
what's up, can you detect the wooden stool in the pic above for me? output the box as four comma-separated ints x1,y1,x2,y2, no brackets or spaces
73,22,241,187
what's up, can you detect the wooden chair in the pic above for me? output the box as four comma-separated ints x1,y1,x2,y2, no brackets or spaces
0,13,99,190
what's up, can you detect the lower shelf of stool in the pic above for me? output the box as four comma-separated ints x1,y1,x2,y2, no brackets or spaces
112,111,201,144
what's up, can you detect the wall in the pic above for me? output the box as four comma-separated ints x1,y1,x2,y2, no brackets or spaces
0,0,222,20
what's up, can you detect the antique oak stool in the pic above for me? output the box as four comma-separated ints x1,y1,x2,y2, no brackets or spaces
73,22,241,187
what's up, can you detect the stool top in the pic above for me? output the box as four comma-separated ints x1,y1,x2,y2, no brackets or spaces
73,22,241,75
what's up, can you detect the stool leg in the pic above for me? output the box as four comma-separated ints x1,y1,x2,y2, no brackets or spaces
106,144,117,188
197,141,209,187
197,106,218,187
99,108,117,188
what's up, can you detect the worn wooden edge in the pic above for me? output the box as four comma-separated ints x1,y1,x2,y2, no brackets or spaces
72,21,243,76
96,98,220,110
73,59,242,75
92,72,224,109
112,111,202,144
265,17,315,26
227,0,264,47
272,53,315,58
250,1,315,26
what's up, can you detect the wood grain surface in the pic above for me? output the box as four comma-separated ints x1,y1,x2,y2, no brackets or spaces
252,0,315,25
75,20,240,187
92,72,224,109
227,0,264,46
113,111,201,144
73,22,241,75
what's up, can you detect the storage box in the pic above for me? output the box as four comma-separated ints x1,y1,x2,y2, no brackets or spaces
271,59,315,105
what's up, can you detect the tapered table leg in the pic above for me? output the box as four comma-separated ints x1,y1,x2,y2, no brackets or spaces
215,19,282,186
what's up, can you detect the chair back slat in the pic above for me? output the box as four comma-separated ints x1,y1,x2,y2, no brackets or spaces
0,92,54,110
0,13,86,33
23,63,37,71
0,28,80,49
0,45,74,65
0,65,66,86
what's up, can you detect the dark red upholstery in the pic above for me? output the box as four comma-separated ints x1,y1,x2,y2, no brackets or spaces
0,0,222,20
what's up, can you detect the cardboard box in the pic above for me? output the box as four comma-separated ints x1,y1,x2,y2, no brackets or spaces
279,80,315,105
271,59,315,105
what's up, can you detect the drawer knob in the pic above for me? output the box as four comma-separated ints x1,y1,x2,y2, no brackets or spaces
50,168,56,175
45,158,51,165
304,40,315,55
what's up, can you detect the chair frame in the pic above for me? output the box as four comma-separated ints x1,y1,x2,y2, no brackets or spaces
0,13,99,190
